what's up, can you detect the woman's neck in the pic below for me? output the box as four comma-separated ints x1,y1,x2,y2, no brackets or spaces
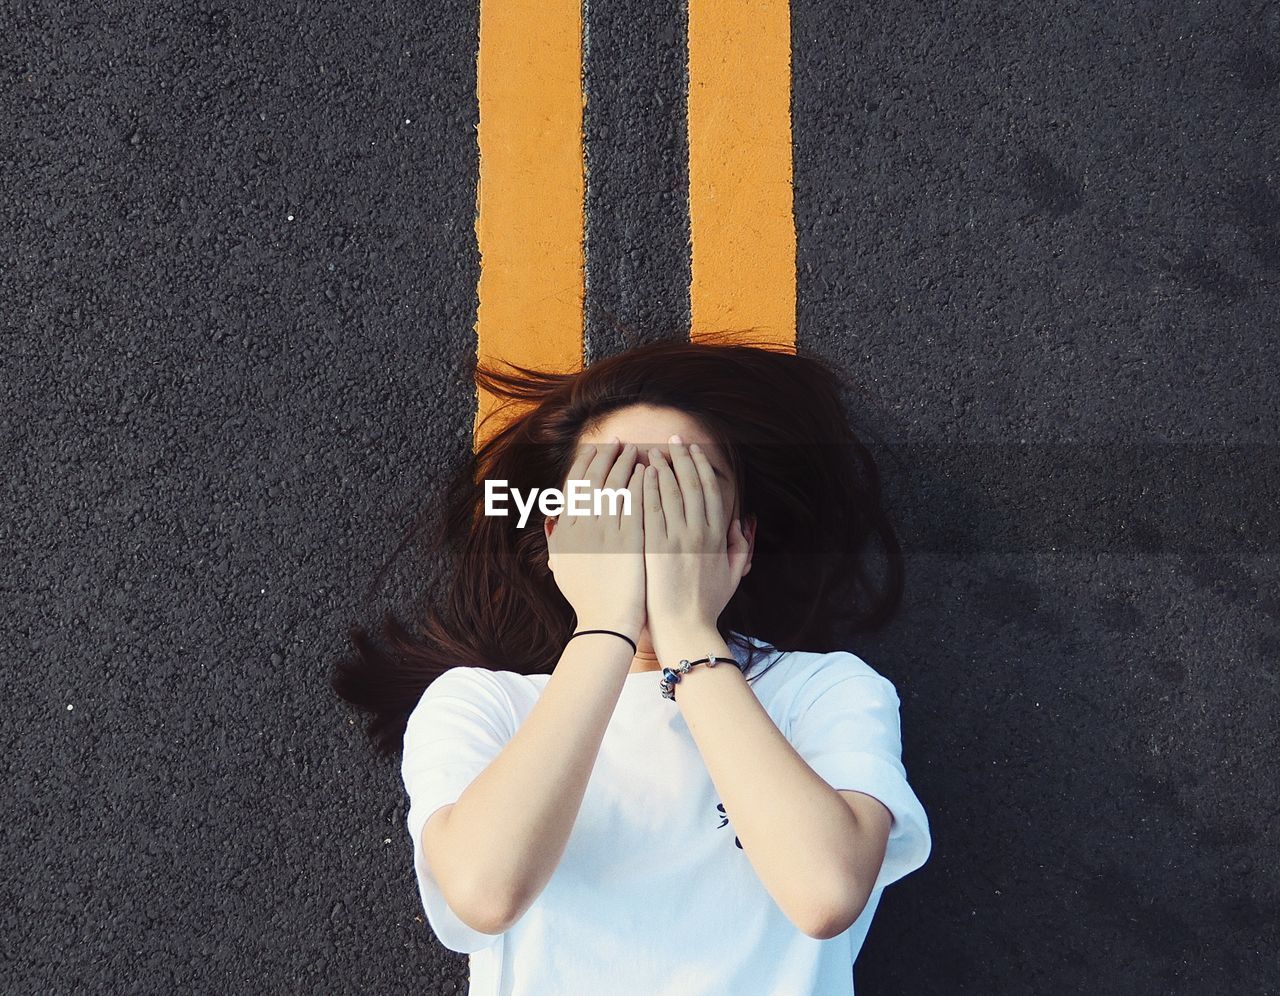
630,627,662,673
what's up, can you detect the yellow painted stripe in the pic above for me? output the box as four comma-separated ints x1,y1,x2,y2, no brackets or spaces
474,0,586,444
687,0,797,350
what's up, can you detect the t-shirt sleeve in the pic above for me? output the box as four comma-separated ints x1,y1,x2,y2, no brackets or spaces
401,666,516,953
786,652,931,894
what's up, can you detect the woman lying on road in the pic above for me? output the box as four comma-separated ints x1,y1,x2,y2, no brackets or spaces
333,337,931,995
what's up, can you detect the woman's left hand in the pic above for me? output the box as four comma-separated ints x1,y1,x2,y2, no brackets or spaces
642,435,752,664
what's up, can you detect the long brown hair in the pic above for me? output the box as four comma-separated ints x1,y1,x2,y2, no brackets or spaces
332,336,905,757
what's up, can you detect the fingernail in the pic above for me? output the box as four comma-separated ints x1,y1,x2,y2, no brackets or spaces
670,434,683,444
689,443,701,454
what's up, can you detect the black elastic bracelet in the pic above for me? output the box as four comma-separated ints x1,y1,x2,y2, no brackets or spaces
568,629,638,655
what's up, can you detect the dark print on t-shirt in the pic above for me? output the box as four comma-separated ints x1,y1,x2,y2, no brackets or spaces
715,802,743,849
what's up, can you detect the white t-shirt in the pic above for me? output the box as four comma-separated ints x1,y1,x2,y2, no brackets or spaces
400,636,931,996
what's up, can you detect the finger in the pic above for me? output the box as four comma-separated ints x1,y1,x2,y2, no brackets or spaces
583,437,622,492
603,441,638,492
666,435,705,530
576,437,619,504
688,442,724,535
643,463,666,545
563,442,596,489
622,462,645,535
648,447,684,529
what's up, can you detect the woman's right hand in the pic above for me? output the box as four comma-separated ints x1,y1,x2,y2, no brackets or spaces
543,438,647,641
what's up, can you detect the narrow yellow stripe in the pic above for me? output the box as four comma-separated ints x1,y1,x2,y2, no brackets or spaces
687,0,797,350
474,0,586,445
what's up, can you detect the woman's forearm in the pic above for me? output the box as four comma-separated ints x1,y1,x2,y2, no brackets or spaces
421,631,633,932
664,625,889,938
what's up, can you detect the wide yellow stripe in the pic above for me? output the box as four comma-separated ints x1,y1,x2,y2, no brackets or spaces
687,0,797,350
474,0,586,444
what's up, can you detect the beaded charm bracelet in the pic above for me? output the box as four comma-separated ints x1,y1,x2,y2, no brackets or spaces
659,652,739,701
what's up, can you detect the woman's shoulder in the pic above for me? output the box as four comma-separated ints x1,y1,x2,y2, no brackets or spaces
737,632,887,678
408,665,526,718
412,664,547,715
416,664,509,694
734,634,901,706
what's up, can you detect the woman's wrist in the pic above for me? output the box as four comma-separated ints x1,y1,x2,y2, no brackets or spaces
573,619,643,644
652,621,729,668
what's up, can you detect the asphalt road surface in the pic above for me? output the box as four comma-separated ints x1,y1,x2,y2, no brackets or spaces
4,1,1278,993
